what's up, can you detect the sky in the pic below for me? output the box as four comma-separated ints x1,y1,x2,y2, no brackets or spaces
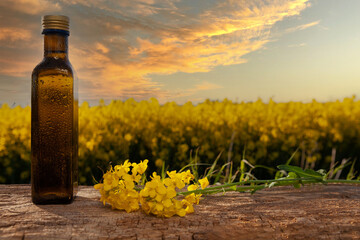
0,0,359,106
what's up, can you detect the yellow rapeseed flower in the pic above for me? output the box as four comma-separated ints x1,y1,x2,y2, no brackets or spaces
199,177,209,189
139,170,198,217
185,193,201,205
95,160,203,217
187,184,198,191
94,160,148,213
103,171,118,191
132,159,148,177
167,170,186,189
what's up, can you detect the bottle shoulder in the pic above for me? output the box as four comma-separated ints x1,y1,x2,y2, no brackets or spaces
32,57,74,78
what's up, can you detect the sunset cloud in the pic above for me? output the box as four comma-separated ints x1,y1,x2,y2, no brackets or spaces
195,81,223,91
95,43,110,54
0,0,312,104
286,20,320,33
0,28,32,42
0,0,61,15
0,58,34,77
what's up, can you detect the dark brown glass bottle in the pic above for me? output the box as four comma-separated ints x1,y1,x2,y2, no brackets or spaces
31,15,78,204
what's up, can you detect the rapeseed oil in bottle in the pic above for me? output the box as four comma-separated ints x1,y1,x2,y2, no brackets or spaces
31,15,78,204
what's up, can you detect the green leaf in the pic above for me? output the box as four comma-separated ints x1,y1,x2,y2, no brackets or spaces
277,165,323,180
274,170,284,179
304,169,324,177
278,172,301,188
229,185,237,191
316,169,327,176
287,172,298,179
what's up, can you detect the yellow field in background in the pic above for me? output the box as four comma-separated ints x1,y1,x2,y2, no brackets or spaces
1,97,359,184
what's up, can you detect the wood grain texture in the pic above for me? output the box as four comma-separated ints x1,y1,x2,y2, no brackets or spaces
0,184,359,240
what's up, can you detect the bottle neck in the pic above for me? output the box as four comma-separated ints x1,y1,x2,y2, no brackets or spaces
43,33,68,59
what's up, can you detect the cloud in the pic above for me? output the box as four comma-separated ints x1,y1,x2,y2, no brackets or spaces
288,42,307,48
0,0,61,15
70,0,311,102
144,81,224,103
286,20,320,33
0,28,32,42
61,0,178,17
0,58,35,77
0,0,312,104
194,81,223,91
95,43,109,54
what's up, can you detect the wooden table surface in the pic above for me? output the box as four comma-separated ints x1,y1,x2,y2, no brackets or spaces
0,184,359,240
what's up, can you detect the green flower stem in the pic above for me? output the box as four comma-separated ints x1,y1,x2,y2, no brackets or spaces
177,178,312,195
177,178,360,196
134,178,360,195
323,179,360,184
134,187,142,191
195,185,267,195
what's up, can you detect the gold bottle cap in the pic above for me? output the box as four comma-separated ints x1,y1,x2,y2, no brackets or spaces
42,15,69,32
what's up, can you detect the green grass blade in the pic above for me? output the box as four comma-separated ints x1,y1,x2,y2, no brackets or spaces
227,161,233,184
285,147,300,165
214,163,230,184
347,159,357,180
205,151,223,179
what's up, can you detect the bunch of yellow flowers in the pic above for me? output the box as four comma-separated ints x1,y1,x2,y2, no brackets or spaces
94,159,209,217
